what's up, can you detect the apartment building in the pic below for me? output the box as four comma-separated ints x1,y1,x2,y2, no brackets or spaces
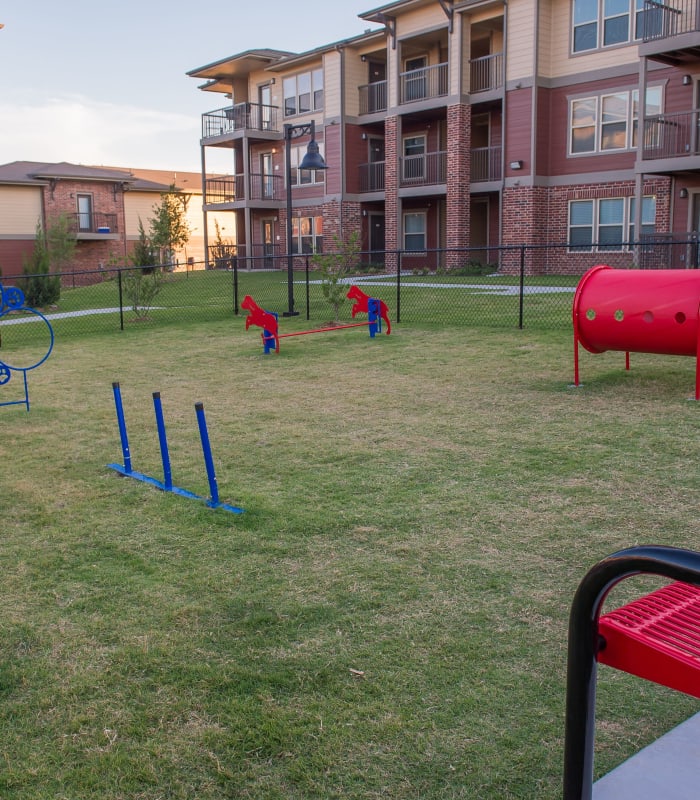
0,162,227,281
187,0,700,274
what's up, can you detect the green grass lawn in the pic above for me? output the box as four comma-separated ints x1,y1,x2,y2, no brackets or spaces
1,316,698,798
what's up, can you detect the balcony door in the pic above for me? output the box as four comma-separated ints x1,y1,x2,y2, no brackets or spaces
403,135,426,182
77,194,93,232
404,56,427,101
259,84,272,130
260,152,274,199
261,218,275,267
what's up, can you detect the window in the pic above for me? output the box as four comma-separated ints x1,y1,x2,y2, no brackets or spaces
404,212,426,251
283,69,324,117
292,216,323,254
568,196,656,250
629,196,657,241
572,0,653,52
569,86,662,155
290,143,325,186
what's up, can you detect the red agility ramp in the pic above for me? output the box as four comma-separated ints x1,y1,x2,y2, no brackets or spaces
572,264,700,399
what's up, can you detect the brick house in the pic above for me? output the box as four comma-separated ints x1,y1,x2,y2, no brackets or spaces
187,0,700,274
0,162,227,281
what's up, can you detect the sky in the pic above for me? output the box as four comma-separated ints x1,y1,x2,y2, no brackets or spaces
0,1,381,174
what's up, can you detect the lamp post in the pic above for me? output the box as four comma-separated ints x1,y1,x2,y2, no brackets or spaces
283,120,328,316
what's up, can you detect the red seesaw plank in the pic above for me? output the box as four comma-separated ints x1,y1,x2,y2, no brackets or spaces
597,581,700,698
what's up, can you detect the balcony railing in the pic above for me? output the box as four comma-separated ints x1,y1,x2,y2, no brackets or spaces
202,103,279,138
399,63,448,105
641,0,698,41
205,173,284,204
470,53,504,94
70,212,118,234
471,146,503,182
359,161,386,192
642,109,700,160
359,81,388,115
400,151,447,187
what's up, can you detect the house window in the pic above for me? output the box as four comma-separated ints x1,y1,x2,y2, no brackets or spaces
290,143,325,186
568,196,656,250
404,211,427,251
572,0,651,52
283,69,324,117
77,194,93,232
569,86,662,154
292,216,323,254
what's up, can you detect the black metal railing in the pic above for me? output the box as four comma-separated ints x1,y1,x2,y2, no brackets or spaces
399,63,448,104
70,212,119,234
359,81,388,115
470,52,504,93
641,0,694,41
400,151,447,186
642,109,700,160
201,103,279,139
471,146,502,182
359,161,386,192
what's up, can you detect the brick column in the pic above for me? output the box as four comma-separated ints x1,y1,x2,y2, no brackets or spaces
384,115,399,273
446,103,471,268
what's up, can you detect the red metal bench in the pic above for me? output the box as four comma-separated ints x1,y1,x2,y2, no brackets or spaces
563,545,700,800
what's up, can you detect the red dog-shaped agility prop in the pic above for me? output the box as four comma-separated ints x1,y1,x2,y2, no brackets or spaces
346,285,391,334
241,295,279,352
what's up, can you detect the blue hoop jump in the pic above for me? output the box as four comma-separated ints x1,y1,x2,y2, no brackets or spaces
107,382,244,514
0,282,55,411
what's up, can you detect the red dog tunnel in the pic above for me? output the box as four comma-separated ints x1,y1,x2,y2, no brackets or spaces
572,264,700,400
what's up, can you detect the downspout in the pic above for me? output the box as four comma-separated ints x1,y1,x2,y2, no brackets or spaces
499,0,508,255
201,144,209,270
634,57,646,262
336,43,347,239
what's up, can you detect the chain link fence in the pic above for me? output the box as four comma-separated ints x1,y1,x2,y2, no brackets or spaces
2,241,697,342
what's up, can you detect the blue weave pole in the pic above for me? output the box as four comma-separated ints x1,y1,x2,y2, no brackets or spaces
194,402,244,514
107,385,243,514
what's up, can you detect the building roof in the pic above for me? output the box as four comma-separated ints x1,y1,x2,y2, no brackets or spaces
0,161,199,194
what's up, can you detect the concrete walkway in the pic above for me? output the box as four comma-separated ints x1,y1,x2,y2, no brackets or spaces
594,711,700,799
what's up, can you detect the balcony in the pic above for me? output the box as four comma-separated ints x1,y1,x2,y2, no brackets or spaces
399,63,448,105
201,103,279,139
639,0,700,62
641,109,700,170
471,146,502,182
204,173,284,204
70,212,118,236
358,161,386,192
359,81,388,115
400,151,447,187
470,53,504,94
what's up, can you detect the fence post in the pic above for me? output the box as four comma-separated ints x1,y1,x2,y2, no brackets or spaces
305,255,310,321
232,256,239,315
118,269,125,331
518,245,525,329
396,251,402,324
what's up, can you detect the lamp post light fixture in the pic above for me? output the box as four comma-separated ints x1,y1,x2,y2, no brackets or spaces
283,120,328,316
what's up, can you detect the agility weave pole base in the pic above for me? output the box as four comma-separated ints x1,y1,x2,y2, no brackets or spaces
107,382,244,514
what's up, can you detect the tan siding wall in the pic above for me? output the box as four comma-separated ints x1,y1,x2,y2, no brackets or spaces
397,5,447,37
124,193,158,237
547,0,638,78
0,186,43,235
507,2,536,81
324,50,342,118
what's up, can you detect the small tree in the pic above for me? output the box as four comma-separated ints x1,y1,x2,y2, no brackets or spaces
312,232,361,322
131,218,159,273
20,220,61,307
46,212,77,273
210,220,235,269
123,219,162,319
149,185,191,267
